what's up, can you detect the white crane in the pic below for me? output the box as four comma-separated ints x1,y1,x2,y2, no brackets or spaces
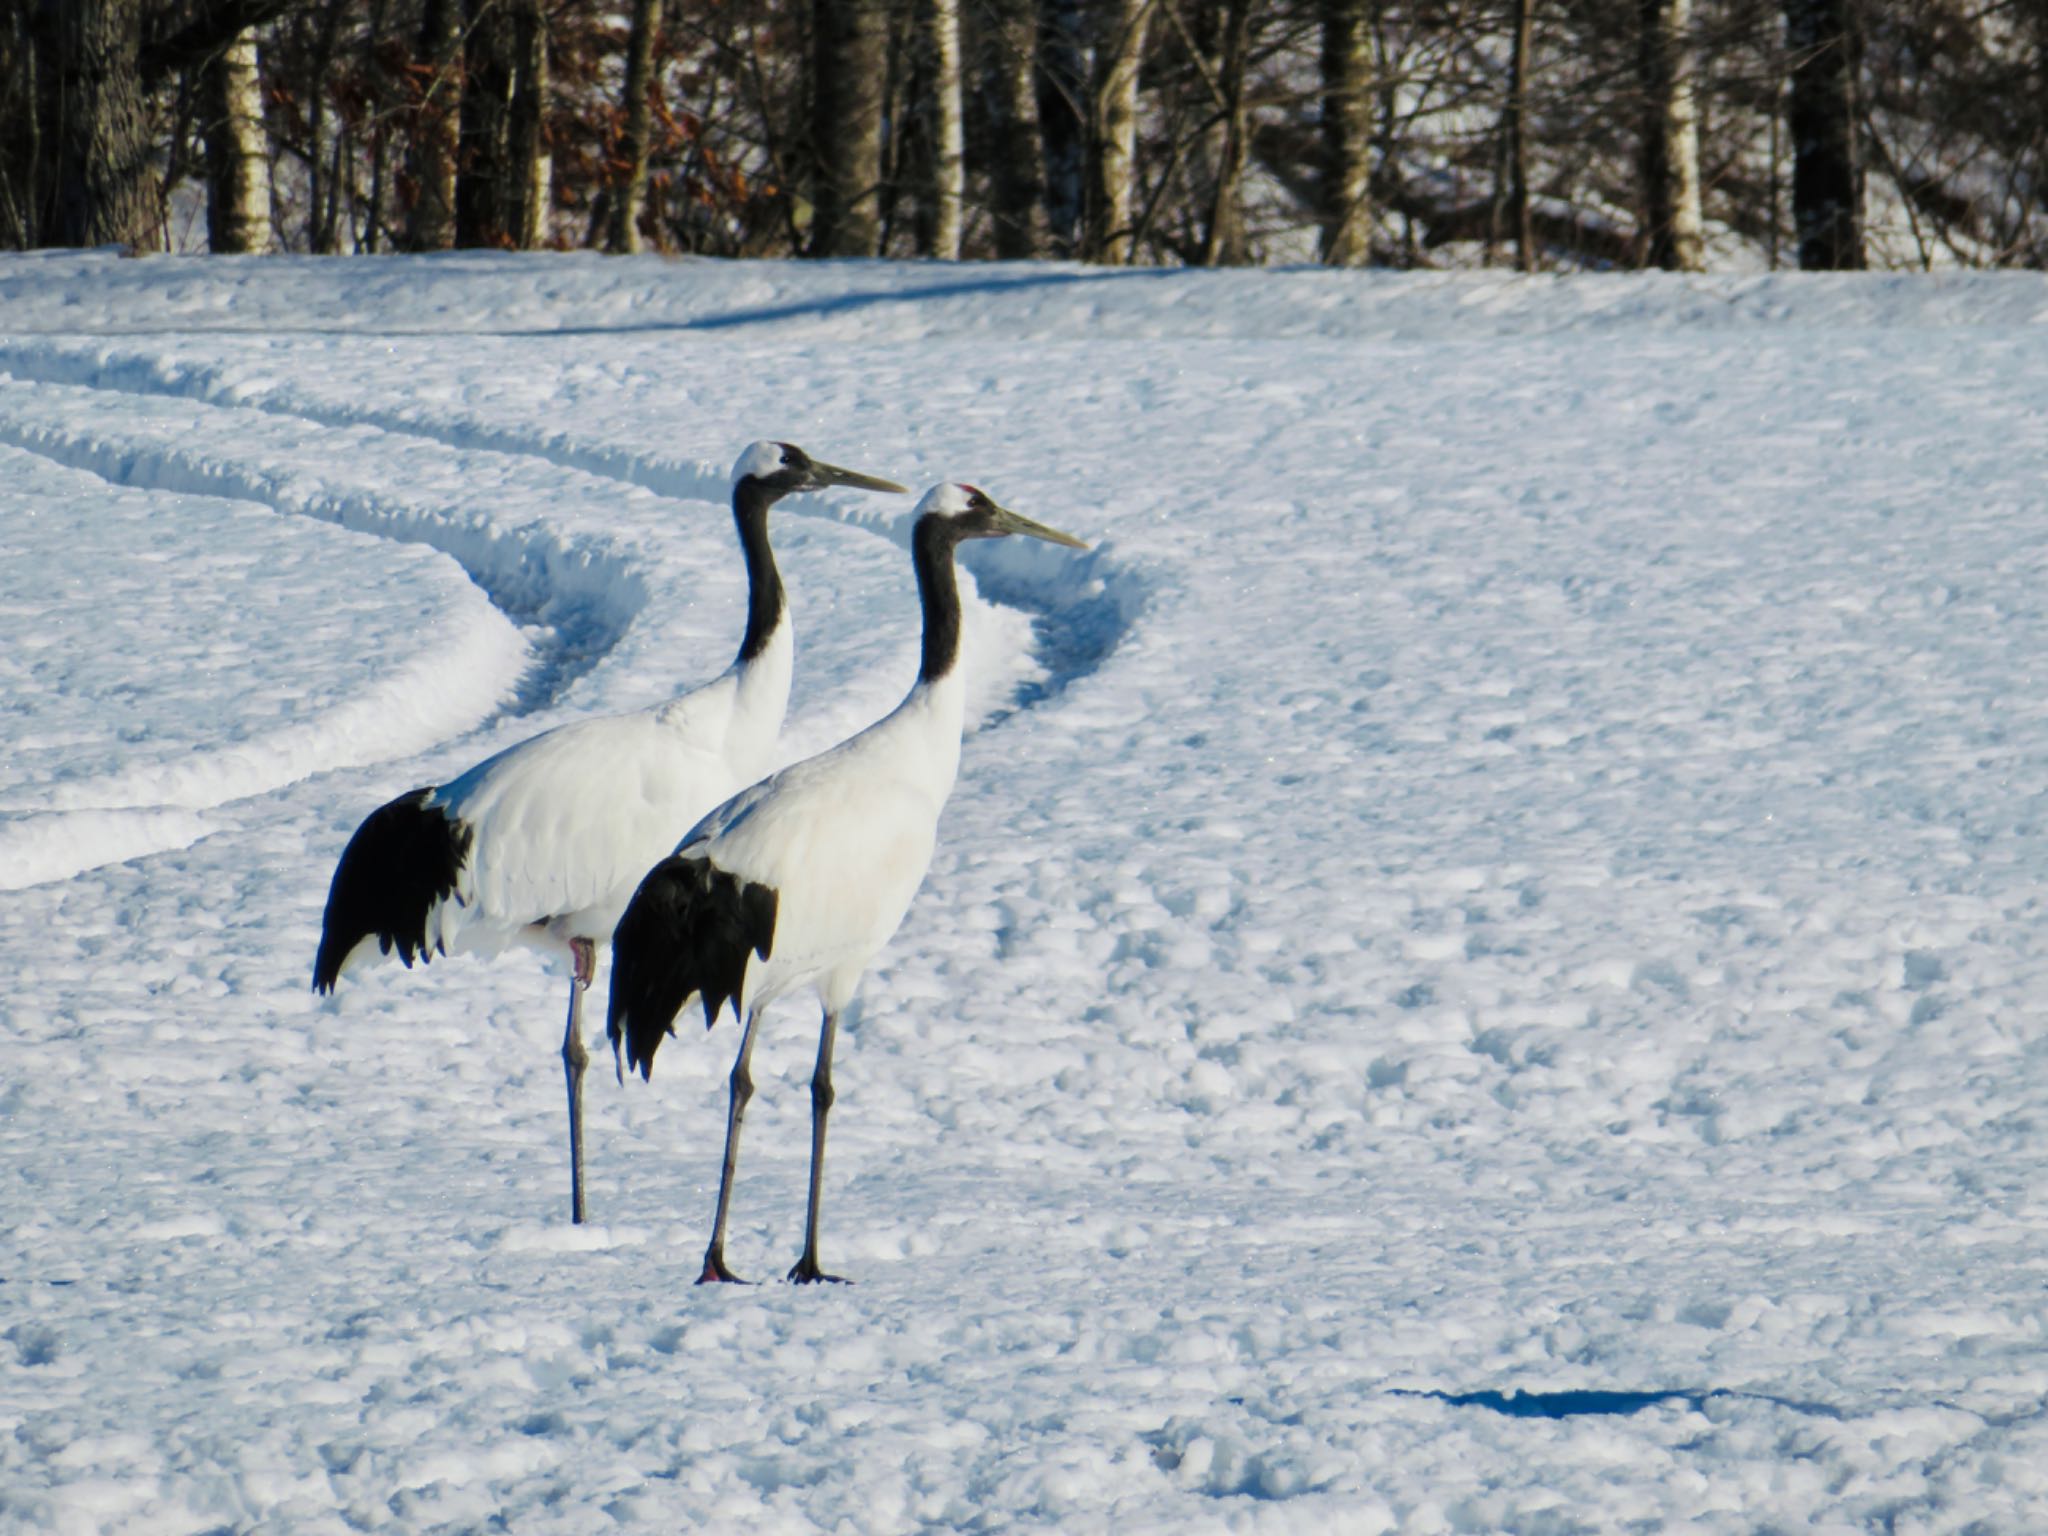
312,441,905,1225
607,482,1089,1284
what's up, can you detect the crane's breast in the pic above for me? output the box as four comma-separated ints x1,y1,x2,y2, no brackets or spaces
708,773,942,997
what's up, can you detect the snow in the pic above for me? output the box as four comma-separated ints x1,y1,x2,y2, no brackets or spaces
3,249,2047,1533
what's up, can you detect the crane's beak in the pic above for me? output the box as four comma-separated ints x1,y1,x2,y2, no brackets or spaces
809,460,909,495
989,503,1090,550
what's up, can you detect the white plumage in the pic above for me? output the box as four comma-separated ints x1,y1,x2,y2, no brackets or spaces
423,684,777,957
608,482,1089,1283
313,441,904,1224
670,664,960,1012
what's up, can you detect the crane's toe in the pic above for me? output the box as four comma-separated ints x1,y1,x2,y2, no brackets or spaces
787,1256,849,1285
696,1253,752,1285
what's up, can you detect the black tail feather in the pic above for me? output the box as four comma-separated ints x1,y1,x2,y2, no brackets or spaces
607,855,778,1080
312,788,472,993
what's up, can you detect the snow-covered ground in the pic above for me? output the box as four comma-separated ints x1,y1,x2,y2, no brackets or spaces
3,251,2046,1534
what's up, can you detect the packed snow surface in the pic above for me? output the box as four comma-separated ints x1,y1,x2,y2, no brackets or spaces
3,252,2047,1534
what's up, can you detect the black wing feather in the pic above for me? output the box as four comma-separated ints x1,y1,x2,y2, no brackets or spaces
312,788,473,993
607,855,778,1080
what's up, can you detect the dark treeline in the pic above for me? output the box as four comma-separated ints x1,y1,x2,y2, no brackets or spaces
3,0,2044,269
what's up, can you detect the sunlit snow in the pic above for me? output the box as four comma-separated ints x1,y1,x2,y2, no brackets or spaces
3,252,2046,1533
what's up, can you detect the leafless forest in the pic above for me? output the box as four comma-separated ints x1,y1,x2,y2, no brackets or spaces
3,0,2044,270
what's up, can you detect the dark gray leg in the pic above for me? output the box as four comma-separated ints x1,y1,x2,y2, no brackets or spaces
788,1008,845,1284
562,938,595,1225
699,1008,762,1284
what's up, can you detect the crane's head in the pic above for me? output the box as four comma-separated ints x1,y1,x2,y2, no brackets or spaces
914,483,1089,549
732,440,907,500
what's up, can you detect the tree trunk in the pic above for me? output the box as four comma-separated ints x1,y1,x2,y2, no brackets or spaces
917,0,964,258
605,0,658,254
1317,0,1373,265
1782,0,1862,269
1,1,51,248
358,0,392,251
978,0,1043,257
1084,0,1149,263
1637,0,1703,269
301,0,345,252
1198,0,1251,267
201,25,270,252
810,0,887,255
506,0,549,248
1035,0,1086,256
458,0,513,246
48,0,160,250
1493,0,1535,269
404,0,460,250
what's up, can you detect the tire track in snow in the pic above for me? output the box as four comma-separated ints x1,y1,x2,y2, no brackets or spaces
0,340,1144,719
0,348,1142,890
0,374,648,718
0,377,656,888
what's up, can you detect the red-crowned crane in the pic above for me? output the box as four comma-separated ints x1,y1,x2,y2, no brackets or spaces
606,483,1089,1283
312,441,905,1225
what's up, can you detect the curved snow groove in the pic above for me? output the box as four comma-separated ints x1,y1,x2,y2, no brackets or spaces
0,385,651,889
807,505,1147,730
0,341,1145,723
0,339,732,511
0,383,647,722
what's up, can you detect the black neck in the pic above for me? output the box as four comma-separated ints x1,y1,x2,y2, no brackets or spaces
733,479,786,665
912,515,967,683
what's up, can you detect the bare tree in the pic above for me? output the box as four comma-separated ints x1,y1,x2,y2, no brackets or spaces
1198,0,1253,266
1084,0,1151,262
403,0,461,250
48,0,161,249
12,0,2048,273
1638,0,1704,268
457,0,510,245
974,0,1045,257
1318,0,1375,265
919,0,965,258
604,0,658,252
201,25,271,251
0,0,289,250
1036,0,1087,254
1,1,55,249
811,0,887,255
1783,0,1861,268
507,0,550,246
900,0,966,256
456,0,550,248
1493,0,1537,268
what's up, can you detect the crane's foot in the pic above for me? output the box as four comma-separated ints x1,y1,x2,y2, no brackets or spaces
787,1255,849,1285
696,1250,750,1285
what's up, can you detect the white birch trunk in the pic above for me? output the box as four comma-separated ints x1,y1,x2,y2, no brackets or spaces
925,0,964,259
1317,0,1373,266
206,28,272,254
1086,0,1151,263
1662,0,1704,269
1640,0,1704,270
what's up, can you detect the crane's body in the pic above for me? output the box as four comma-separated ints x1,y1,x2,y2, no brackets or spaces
608,484,1088,1284
312,442,904,1225
668,671,960,1017
426,665,791,956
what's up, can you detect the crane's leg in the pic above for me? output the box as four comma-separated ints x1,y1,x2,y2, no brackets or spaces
788,1007,846,1284
699,1008,762,1284
562,938,595,1226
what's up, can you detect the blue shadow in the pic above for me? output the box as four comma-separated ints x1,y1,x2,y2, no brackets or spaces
1395,1386,1851,1421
